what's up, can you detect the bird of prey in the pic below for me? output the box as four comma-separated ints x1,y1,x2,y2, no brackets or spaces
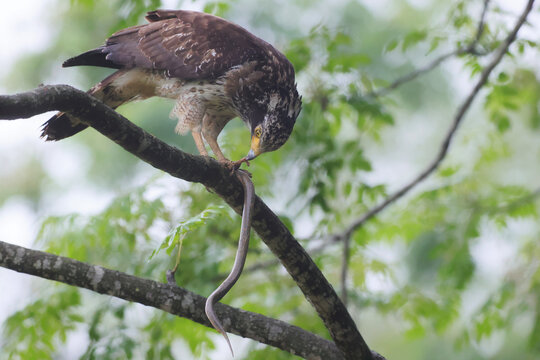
42,9,302,167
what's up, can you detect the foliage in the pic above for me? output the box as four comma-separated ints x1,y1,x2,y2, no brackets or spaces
2,0,540,359
2,288,83,360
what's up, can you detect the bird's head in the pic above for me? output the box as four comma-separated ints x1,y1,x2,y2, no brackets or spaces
246,88,302,160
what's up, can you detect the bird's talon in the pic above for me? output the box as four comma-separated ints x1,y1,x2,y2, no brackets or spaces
220,157,250,173
233,157,250,169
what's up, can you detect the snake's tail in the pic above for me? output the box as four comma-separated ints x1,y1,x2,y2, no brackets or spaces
205,296,234,357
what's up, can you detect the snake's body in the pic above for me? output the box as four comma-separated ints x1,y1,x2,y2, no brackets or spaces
205,170,255,356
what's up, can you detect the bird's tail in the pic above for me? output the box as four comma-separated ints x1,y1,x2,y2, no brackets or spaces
41,113,89,141
41,70,128,141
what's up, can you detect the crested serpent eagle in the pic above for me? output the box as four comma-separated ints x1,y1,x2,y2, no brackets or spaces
42,9,302,166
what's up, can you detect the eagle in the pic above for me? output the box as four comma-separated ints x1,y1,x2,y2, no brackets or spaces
42,10,302,167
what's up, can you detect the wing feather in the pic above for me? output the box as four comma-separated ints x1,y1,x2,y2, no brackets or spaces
96,10,270,80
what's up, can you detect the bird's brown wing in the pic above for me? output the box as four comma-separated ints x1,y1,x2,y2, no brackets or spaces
63,10,271,80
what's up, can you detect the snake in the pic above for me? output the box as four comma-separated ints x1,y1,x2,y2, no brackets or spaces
205,169,255,356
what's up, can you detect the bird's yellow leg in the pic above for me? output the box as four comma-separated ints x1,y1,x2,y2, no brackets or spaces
204,135,227,163
192,130,208,156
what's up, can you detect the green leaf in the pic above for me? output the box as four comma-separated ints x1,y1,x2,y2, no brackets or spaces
438,165,461,177
385,39,399,52
325,53,372,72
402,30,427,51
492,113,511,132
498,72,509,82
427,36,443,54
203,2,231,16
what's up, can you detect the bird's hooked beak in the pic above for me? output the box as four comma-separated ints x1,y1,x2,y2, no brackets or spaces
246,134,262,160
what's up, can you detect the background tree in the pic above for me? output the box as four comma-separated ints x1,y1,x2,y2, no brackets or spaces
1,0,540,359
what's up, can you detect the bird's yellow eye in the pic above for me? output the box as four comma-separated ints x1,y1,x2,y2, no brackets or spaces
254,126,262,138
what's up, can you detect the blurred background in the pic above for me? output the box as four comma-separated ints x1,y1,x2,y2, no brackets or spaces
1,0,540,359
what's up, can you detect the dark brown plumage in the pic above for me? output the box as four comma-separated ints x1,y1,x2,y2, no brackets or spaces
43,10,302,164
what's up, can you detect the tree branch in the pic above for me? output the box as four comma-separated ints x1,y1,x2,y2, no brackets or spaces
337,0,497,304
338,0,535,241
0,240,343,360
0,86,375,359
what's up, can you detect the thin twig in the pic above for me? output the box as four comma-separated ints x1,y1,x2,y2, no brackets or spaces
368,49,461,98
367,0,491,98
474,0,491,44
340,233,351,306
